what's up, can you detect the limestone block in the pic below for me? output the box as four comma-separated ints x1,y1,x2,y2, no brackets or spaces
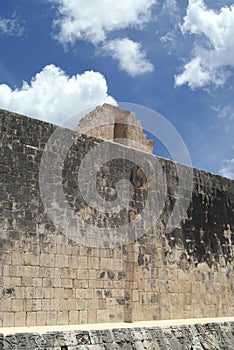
87,309,97,324
21,276,32,287
36,311,46,325
11,299,24,312
40,253,55,267
57,311,68,325
3,312,15,327
80,310,88,324
12,252,23,266
76,289,87,299
25,299,42,312
32,278,42,287
49,299,61,311
64,288,75,299
44,287,53,299
97,309,109,323
26,312,37,326
55,255,68,268
23,252,39,266
14,287,25,298
76,299,85,311
61,278,73,288
53,276,62,288
46,311,57,325
66,299,76,310
42,299,51,311
68,255,78,268
1,299,11,312
15,312,26,326
77,256,88,269
68,310,79,324
2,265,10,277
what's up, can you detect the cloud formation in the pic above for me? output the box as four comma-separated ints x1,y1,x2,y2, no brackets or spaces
102,38,154,77
161,0,179,19
0,15,24,36
175,0,234,88
48,0,155,76
0,65,115,124
219,158,234,179
213,105,234,121
50,0,156,45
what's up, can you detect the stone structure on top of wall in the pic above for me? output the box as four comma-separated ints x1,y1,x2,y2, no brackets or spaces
0,107,233,328
74,103,155,154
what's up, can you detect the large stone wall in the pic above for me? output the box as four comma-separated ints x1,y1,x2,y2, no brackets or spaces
0,109,234,327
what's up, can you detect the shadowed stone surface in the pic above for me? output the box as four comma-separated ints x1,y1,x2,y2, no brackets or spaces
0,322,234,349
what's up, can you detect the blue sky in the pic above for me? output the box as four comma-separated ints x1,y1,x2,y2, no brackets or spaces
0,0,233,179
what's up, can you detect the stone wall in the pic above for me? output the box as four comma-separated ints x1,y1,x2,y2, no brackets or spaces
0,109,234,327
1,321,234,349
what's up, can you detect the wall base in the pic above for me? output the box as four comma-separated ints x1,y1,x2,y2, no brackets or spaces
1,318,234,349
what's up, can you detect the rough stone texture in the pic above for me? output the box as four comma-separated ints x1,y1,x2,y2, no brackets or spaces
0,109,234,327
0,322,234,349
74,104,154,154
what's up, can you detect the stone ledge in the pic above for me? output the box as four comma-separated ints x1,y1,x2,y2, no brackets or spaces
1,318,234,349
1,317,234,335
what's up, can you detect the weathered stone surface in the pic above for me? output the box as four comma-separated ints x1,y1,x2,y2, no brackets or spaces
1,322,234,349
74,103,154,154
0,109,233,327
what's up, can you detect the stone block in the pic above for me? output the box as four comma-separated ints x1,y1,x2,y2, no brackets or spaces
68,310,79,324
11,252,23,266
55,255,68,268
87,309,97,324
1,299,11,312
26,312,37,326
46,311,57,325
11,299,24,312
97,310,109,323
57,311,68,325
80,310,88,324
36,311,46,325
3,312,15,327
15,312,26,326
23,252,39,266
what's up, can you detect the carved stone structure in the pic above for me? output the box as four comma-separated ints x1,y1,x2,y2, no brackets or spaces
0,107,233,328
74,103,154,153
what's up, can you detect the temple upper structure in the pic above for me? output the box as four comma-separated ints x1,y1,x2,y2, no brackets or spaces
74,103,154,153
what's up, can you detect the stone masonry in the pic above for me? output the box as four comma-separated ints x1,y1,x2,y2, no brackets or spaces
0,108,234,328
1,321,234,349
74,104,154,154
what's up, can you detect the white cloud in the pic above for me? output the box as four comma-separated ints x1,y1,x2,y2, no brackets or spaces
175,0,234,88
0,16,24,36
0,65,116,124
160,31,177,44
160,31,180,55
219,158,234,179
175,56,227,89
102,38,154,77
50,0,156,45
161,0,179,19
212,105,234,120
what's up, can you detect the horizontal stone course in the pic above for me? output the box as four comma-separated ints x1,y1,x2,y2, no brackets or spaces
0,322,234,349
